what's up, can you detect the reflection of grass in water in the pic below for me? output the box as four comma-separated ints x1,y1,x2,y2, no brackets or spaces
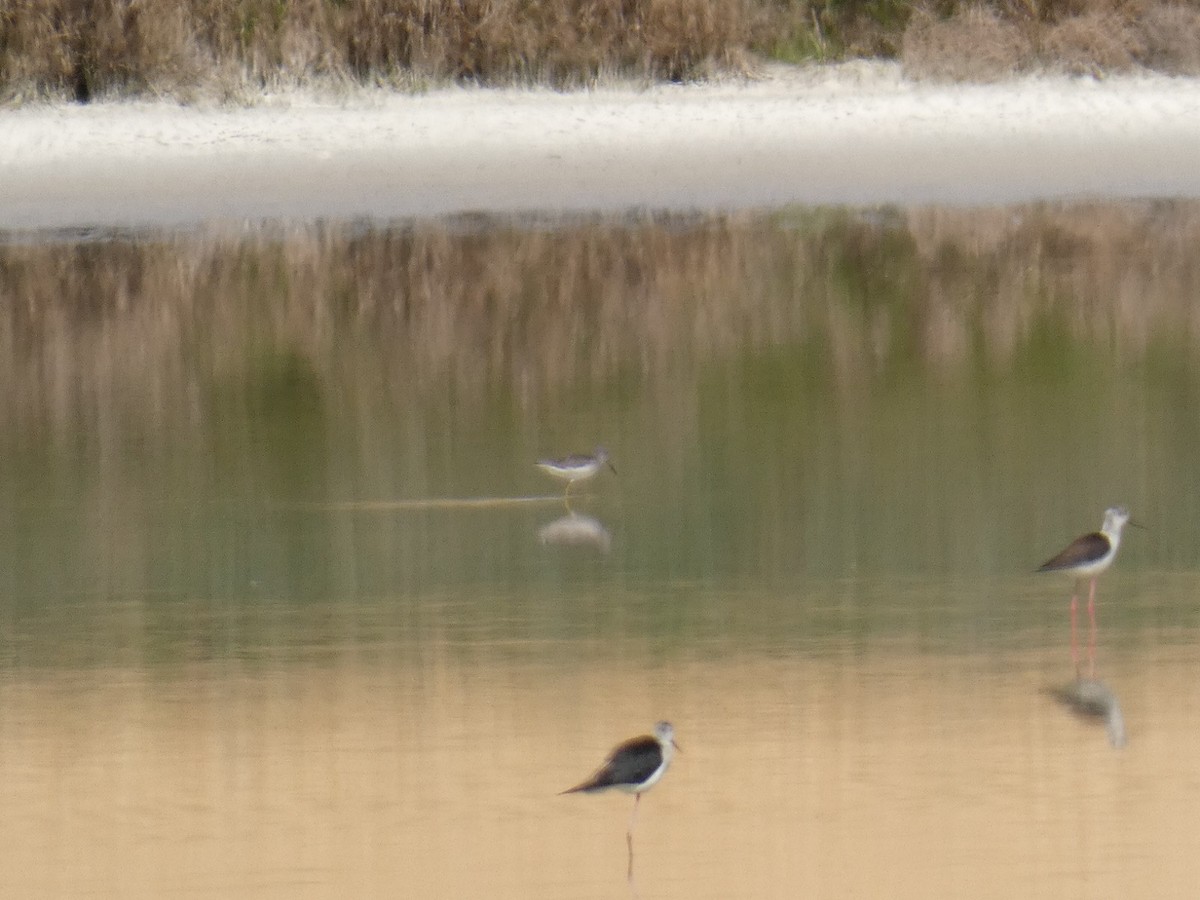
207,348,328,497
3,203,1200,438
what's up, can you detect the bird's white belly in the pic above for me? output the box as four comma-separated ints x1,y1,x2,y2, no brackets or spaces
616,761,668,794
537,463,597,482
1063,553,1115,579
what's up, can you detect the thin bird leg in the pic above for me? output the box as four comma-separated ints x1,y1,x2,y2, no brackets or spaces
1087,577,1098,677
564,480,573,511
627,794,641,880
1070,586,1080,676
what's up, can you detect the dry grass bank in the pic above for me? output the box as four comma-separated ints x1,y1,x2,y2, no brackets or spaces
901,0,1200,80
0,0,779,102
1,0,1199,103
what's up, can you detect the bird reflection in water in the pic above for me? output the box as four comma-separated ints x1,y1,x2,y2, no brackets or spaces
1043,678,1127,748
537,511,612,553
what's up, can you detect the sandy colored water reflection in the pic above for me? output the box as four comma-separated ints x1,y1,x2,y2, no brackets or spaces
2,643,1198,898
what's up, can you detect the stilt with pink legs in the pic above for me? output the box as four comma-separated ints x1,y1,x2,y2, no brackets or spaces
1039,507,1139,675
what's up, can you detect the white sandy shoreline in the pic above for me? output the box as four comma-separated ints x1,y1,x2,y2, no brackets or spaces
3,62,1200,232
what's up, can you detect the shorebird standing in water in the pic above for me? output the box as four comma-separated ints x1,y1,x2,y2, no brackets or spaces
1038,506,1140,673
561,721,679,878
536,446,615,506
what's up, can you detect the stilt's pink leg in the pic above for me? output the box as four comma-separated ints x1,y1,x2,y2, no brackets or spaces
1070,588,1080,675
1087,577,1098,677
627,794,641,880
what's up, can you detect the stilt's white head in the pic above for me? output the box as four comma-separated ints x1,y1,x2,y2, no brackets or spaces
654,721,680,759
1101,506,1131,547
595,446,616,475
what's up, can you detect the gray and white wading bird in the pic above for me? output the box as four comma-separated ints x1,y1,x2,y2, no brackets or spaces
561,721,679,875
536,446,615,504
1038,506,1141,670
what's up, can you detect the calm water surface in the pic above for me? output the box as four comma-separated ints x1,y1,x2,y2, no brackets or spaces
2,202,1200,897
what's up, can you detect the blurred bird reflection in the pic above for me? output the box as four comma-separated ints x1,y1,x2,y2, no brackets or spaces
1043,678,1127,749
537,511,612,552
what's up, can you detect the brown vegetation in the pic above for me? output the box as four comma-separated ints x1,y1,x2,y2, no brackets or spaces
1138,3,1200,73
0,0,773,102
901,6,1032,81
901,0,1200,80
1,0,1199,103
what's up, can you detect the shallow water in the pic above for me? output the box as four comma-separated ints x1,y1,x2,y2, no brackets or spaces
2,202,1200,897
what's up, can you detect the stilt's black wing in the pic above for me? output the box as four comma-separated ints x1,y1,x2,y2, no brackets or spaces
561,734,662,793
1038,532,1109,572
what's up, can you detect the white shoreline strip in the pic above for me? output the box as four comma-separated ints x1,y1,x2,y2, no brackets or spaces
3,63,1200,230
284,496,571,510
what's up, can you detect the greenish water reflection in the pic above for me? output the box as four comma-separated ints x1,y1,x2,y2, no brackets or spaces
1,202,1199,668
